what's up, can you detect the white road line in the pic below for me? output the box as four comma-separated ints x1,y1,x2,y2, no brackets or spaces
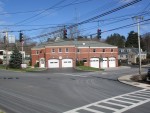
130,93,150,98
103,101,127,107
64,89,150,113
111,98,134,104
127,94,148,100
83,108,104,113
118,97,142,102
138,91,150,95
136,92,150,96
114,99,150,113
94,104,118,111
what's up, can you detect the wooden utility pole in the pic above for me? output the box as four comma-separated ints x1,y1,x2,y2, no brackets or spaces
5,31,8,69
133,16,143,76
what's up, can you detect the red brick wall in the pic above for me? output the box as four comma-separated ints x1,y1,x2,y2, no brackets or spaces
31,47,118,68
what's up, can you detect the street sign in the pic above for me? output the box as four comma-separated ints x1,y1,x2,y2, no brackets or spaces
8,35,15,43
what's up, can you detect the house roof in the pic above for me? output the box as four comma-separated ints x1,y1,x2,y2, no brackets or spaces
119,48,147,55
32,40,117,49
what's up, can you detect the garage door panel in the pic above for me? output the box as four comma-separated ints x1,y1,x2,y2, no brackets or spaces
101,58,108,68
62,59,73,68
109,57,116,67
90,58,99,68
48,59,59,68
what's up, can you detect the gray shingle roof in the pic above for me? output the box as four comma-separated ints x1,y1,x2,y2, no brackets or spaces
119,48,146,55
32,40,117,49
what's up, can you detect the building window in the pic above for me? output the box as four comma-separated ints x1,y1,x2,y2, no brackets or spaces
0,51,3,55
121,49,124,52
36,50,39,54
126,55,128,58
111,49,113,52
77,49,80,52
93,49,96,52
59,48,62,53
103,49,105,52
52,48,55,53
66,48,69,53
82,58,87,62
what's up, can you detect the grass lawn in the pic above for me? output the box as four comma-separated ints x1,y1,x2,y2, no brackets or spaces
0,110,5,113
0,65,6,69
0,65,47,72
25,67,47,72
77,66,104,71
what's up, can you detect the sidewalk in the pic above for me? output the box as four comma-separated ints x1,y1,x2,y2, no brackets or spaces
118,74,150,89
105,66,131,71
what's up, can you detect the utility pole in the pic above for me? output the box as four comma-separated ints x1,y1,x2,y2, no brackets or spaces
133,16,143,76
74,38,77,68
5,31,8,69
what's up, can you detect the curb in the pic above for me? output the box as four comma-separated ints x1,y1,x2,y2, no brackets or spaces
118,74,150,89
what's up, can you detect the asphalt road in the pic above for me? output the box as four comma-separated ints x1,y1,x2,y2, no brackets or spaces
0,67,149,113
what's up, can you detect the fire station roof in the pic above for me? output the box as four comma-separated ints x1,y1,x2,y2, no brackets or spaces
32,40,117,49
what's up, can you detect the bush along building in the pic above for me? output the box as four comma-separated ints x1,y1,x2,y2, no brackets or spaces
31,38,118,69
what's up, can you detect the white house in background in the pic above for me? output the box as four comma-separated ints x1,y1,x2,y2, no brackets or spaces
0,50,25,64
118,48,147,64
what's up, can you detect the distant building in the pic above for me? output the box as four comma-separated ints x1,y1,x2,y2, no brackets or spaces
0,50,25,64
118,48,147,64
31,38,118,68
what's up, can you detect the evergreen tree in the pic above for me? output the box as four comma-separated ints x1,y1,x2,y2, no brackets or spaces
105,33,125,47
9,45,22,69
125,31,138,48
125,31,145,50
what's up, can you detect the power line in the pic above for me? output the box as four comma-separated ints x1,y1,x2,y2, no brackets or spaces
1,0,142,37
28,0,142,39
0,0,95,16
27,18,150,41
14,0,66,25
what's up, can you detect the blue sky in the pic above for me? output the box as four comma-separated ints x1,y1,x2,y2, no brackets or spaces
0,0,149,41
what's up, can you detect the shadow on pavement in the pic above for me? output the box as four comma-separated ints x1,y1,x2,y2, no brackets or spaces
30,68,87,74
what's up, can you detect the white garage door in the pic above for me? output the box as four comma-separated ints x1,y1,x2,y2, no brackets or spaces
48,59,59,68
62,59,73,68
109,57,116,67
90,58,99,68
100,58,108,68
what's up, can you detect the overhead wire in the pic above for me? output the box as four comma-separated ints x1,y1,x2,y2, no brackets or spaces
3,4,150,35
14,0,67,25
27,0,142,39
1,0,142,35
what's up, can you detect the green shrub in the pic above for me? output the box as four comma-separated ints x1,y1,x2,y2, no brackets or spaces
34,62,39,67
0,59,2,64
142,59,150,65
76,60,84,66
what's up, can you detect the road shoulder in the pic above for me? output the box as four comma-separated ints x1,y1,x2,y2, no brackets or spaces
118,75,150,89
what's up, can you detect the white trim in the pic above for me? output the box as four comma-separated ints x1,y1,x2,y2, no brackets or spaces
46,46,75,48
77,52,118,54
77,47,117,48
31,48,45,50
